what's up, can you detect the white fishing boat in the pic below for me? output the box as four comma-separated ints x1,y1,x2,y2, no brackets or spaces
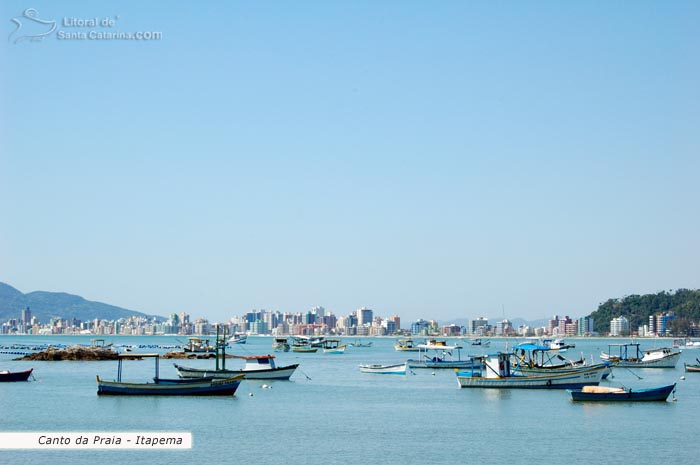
322,339,347,354
456,353,605,389
600,343,680,368
407,340,470,369
394,338,420,352
228,333,247,344
272,337,290,352
182,337,215,354
359,362,407,375
175,354,299,380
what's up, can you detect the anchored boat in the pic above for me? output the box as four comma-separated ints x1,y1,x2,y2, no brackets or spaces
600,343,680,368
359,362,407,375
0,368,33,382
175,354,299,380
407,340,470,369
455,353,605,389
568,383,676,402
96,354,243,396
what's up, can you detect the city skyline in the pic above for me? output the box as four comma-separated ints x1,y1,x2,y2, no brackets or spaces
2,2,698,323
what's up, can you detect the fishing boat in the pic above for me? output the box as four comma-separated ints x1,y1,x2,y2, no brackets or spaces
0,368,33,382
600,343,680,368
568,383,676,402
322,339,347,354
359,362,407,375
349,340,373,348
394,338,420,352
684,359,700,372
469,338,491,347
182,337,215,354
175,354,299,380
407,340,470,369
292,336,319,353
455,353,605,389
96,354,243,396
272,337,290,352
512,343,612,379
228,333,247,344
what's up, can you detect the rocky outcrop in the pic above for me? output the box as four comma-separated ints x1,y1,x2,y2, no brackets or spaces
14,345,120,361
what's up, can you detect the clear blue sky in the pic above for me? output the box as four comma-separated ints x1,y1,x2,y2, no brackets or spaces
1,1,698,324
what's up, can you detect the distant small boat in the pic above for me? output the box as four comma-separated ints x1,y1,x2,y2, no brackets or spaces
600,343,680,368
292,336,319,353
228,333,247,344
568,383,676,402
359,362,407,375
0,368,33,382
349,340,372,348
182,338,215,354
394,339,420,352
322,339,347,354
272,337,290,352
408,340,470,369
684,359,700,372
469,338,490,347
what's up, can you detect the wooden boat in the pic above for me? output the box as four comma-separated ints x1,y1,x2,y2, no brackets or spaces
322,339,347,354
568,383,676,402
455,353,605,389
182,337,215,354
512,343,612,379
96,354,243,396
359,362,407,375
291,336,320,353
600,343,680,368
407,340,470,369
175,354,299,380
272,337,290,352
684,358,700,372
394,339,420,352
0,368,33,382
227,333,247,344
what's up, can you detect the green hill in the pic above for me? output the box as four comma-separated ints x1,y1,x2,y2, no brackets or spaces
0,281,163,324
589,289,700,335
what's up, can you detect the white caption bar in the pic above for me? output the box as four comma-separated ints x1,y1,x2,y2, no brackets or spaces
0,432,192,449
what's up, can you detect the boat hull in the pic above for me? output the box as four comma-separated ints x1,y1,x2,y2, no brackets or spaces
408,360,472,369
568,384,676,402
0,368,33,382
684,363,700,372
96,375,242,396
174,363,299,380
359,363,407,375
456,367,604,389
603,352,680,368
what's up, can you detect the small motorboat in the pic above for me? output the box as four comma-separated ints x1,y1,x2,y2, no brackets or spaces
568,383,676,402
684,359,700,372
0,368,33,382
359,362,407,375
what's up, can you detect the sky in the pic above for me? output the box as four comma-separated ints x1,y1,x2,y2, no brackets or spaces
1,1,699,324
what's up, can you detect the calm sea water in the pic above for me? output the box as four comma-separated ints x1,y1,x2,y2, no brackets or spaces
1,335,698,465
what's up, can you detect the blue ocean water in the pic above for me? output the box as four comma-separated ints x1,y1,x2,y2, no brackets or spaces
1,335,698,465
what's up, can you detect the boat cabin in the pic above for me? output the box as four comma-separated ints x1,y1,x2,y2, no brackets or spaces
232,354,278,372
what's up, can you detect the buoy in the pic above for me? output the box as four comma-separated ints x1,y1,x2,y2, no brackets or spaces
248,392,253,396
680,376,686,381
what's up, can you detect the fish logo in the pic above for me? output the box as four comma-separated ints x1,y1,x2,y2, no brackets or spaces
9,8,57,44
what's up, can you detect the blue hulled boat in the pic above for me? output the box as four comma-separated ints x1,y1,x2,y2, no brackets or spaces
568,383,676,402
